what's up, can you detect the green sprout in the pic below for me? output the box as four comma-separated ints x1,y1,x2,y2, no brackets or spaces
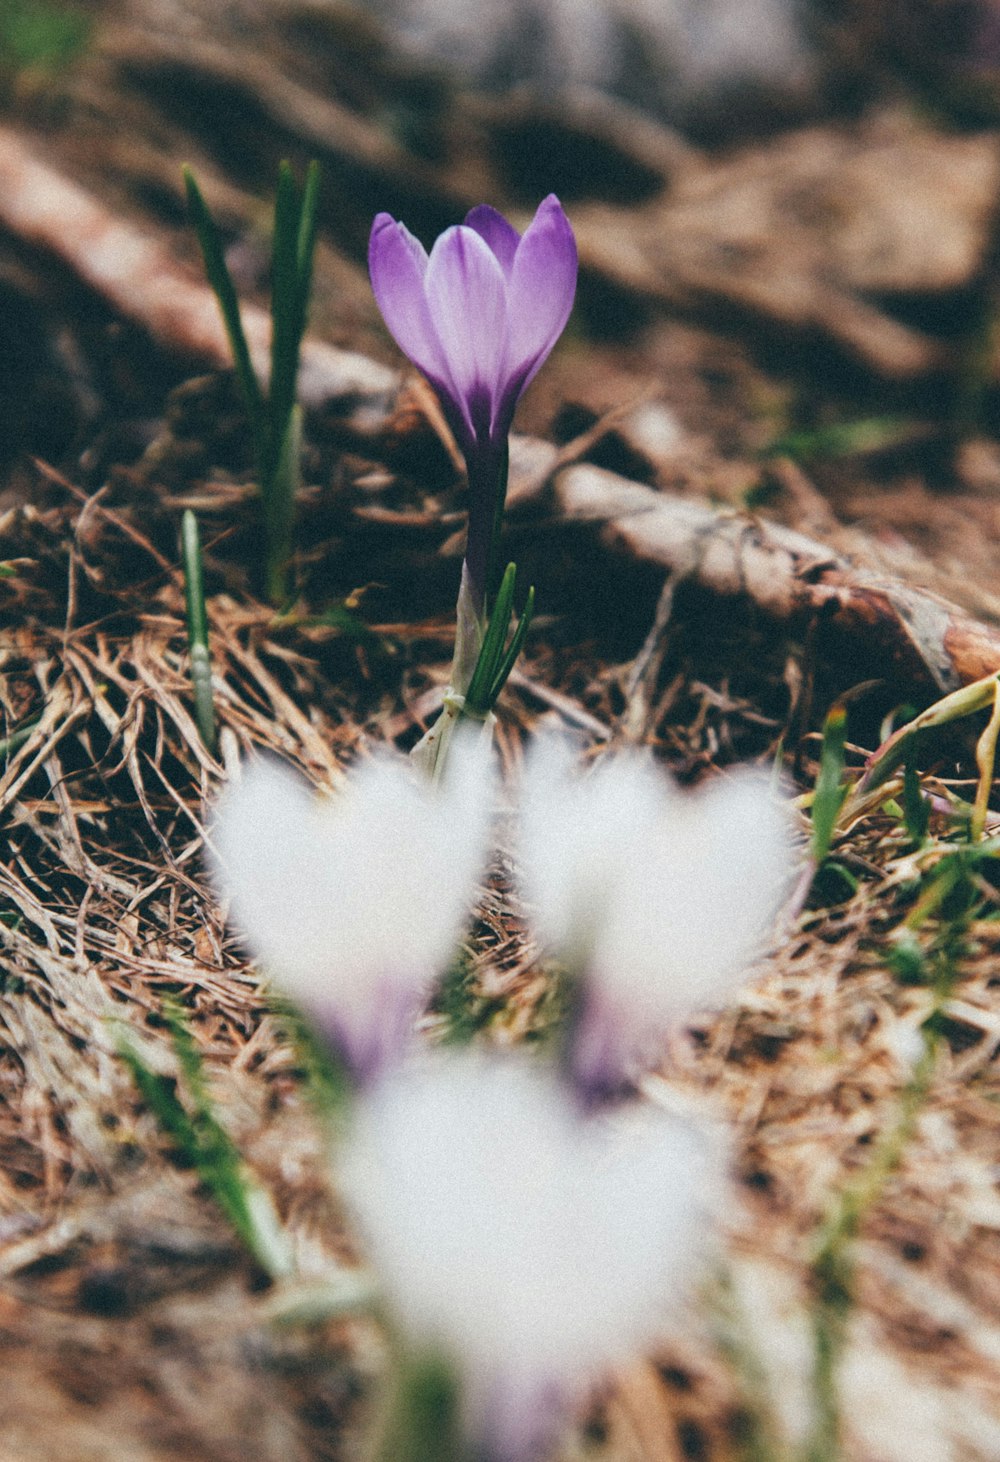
801,825,992,1462
849,668,1000,837
463,562,535,719
412,560,534,781
900,751,930,846
183,160,320,606
0,718,39,761
803,1039,935,1462
809,702,849,866
118,1005,293,1281
180,509,217,756
762,415,918,465
376,1348,463,1462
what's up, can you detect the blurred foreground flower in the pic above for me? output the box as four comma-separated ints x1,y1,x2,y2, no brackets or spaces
369,199,576,769
209,739,492,1082
520,741,796,1101
343,1052,719,1462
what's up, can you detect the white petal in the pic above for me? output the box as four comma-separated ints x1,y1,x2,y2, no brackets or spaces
209,744,492,1020
519,738,668,962
519,742,798,1086
592,770,796,1017
341,1053,718,1454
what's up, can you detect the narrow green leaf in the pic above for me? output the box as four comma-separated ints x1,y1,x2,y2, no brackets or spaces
464,562,517,712
488,583,535,707
901,754,929,845
166,1006,293,1278
182,167,266,466
377,1350,463,1462
272,997,352,1122
119,1012,293,1280
762,415,917,464
119,1043,204,1163
263,403,301,607
293,159,321,342
267,160,319,479
0,719,40,761
181,510,217,755
811,704,849,864
856,670,1000,799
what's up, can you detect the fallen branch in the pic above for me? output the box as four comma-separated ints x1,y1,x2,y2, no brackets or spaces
4,127,1000,696
0,127,395,407
553,464,1000,693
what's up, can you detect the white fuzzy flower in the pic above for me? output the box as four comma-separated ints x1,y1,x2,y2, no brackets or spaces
520,739,796,1096
342,1051,719,1461
209,736,492,1080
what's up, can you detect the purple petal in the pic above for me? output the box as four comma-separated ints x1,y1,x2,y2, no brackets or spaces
368,214,457,401
475,1371,567,1462
501,195,577,403
564,981,645,1113
424,225,510,441
464,205,521,278
307,979,421,1088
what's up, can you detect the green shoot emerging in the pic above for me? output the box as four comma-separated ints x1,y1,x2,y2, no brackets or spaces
183,160,321,606
464,562,535,718
118,1005,293,1281
809,703,849,865
180,509,217,756
762,415,918,465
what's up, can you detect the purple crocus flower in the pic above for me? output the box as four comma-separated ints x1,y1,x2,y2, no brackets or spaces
369,197,577,623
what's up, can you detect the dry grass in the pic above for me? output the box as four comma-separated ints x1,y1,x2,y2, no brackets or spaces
2,445,1000,1462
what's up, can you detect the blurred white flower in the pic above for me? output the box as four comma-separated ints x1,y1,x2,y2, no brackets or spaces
209,736,493,1081
342,1051,719,1461
519,739,796,1098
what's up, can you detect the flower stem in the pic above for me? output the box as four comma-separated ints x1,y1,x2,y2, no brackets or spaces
374,1349,463,1462
462,439,509,625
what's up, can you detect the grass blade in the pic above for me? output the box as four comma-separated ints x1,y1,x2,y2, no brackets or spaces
295,160,322,310
0,718,40,761
901,753,929,845
182,166,266,467
118,1013,294,1281
267,160,319,481
181,510,217,755
263,403,301,607
810,703,848,863
971,675,1000,840
855,670,1000,799
488,583,534,707
464,561,517,712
